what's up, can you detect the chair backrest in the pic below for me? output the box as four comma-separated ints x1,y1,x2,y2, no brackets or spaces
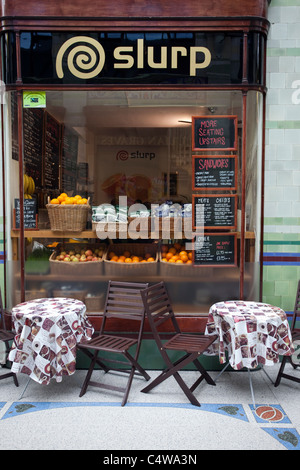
291,279,300,331
100,280,149,335
140,281,181,349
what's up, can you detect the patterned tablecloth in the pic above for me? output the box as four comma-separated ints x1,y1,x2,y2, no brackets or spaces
205,300,295,370
9,297,94,384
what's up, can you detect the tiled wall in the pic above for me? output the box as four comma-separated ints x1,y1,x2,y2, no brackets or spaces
264,0,300,314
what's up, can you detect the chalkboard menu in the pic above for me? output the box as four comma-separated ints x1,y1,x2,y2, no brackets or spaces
61,126,78,192
193,233,237,266
192,155,237,191
192,115,237,151
23,108,44,189
14,198,37,229
193,194,237,230
44,112,61,190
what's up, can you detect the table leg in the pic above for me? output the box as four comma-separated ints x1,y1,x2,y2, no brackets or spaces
247,369,256,409
214,362,230,382
18,376,31,400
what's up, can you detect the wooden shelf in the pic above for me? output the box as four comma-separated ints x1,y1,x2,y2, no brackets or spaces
11,229,256,239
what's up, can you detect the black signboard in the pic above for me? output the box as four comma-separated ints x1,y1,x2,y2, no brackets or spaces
14,198,37,229
192,116,237,151
192,155,237,191
193,194,237,230
61,126,78,192
193,233,237,266
44,112,61,190
23,108,44,189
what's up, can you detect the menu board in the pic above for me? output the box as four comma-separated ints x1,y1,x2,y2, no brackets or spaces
192,155,237,191
61,126,78,192
193,233,237,266
192,115,237,151
14,198,37,229
193,194,237,230
44,112,61,190
23,108,44,189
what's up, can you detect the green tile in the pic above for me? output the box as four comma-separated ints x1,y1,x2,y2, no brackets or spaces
275,280,290,296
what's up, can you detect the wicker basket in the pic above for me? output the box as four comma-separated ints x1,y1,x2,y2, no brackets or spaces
46,197,90,232
49,243,106,276
104,242,158,276
158,245,195,277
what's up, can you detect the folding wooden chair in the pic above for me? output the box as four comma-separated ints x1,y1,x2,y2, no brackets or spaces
78,280,150,405
140,281,218,407
0,289,18,386
275,280,300,387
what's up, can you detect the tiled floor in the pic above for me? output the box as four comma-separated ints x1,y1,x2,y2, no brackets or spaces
0,364,299,451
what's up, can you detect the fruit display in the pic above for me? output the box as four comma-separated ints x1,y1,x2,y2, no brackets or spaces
23,174,35,199
49,193,88,205
160,243,193,264
54,246,104,263
107,248,155,263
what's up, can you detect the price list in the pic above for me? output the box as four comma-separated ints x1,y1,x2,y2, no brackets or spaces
23,108,44,188
44,112,60,190
193,234,237,266
193,195,237,230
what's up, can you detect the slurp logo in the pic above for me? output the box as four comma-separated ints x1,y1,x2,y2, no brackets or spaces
116,150,156,161
56,36,211,80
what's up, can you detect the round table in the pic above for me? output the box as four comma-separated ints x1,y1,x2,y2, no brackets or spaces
9,297,94,384
205,300,295,370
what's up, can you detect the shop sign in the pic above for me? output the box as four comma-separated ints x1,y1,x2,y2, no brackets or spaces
17,31,264,85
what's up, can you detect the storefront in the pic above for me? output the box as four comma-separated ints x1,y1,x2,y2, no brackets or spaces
1,1,271,335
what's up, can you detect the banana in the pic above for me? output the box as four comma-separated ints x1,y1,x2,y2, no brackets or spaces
23,174,29,193
29,177,35,194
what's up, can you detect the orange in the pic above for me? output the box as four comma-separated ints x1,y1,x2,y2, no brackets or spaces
176,259,183,263
186,259,193,264
123,250,131,258
65,197,73,204
125,257,132,263
161,245,168,253
117,257,125,262
132,256,140,263
168,247,176,255
108,251,116,259
171,255,179,262
188,252,193,260
147,257,155,262
80,198,88,204
111,255,119,262
50,198,59,204
168,258,176,263
180,254,189,263
57,195,65,203
179,250,187,257
144,253,152,260
118,255,126,262
166,253,173,260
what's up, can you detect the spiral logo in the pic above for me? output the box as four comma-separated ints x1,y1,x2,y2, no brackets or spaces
56,36,105,79
116,150,129,161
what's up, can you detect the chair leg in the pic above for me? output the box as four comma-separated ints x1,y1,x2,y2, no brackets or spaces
79,350,99,397
141,352,206,407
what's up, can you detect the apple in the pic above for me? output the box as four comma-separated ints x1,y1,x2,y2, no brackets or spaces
63,256,70,262
85,249,93,257
86,255,93,261
72,257,79,262
92,257,98,261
